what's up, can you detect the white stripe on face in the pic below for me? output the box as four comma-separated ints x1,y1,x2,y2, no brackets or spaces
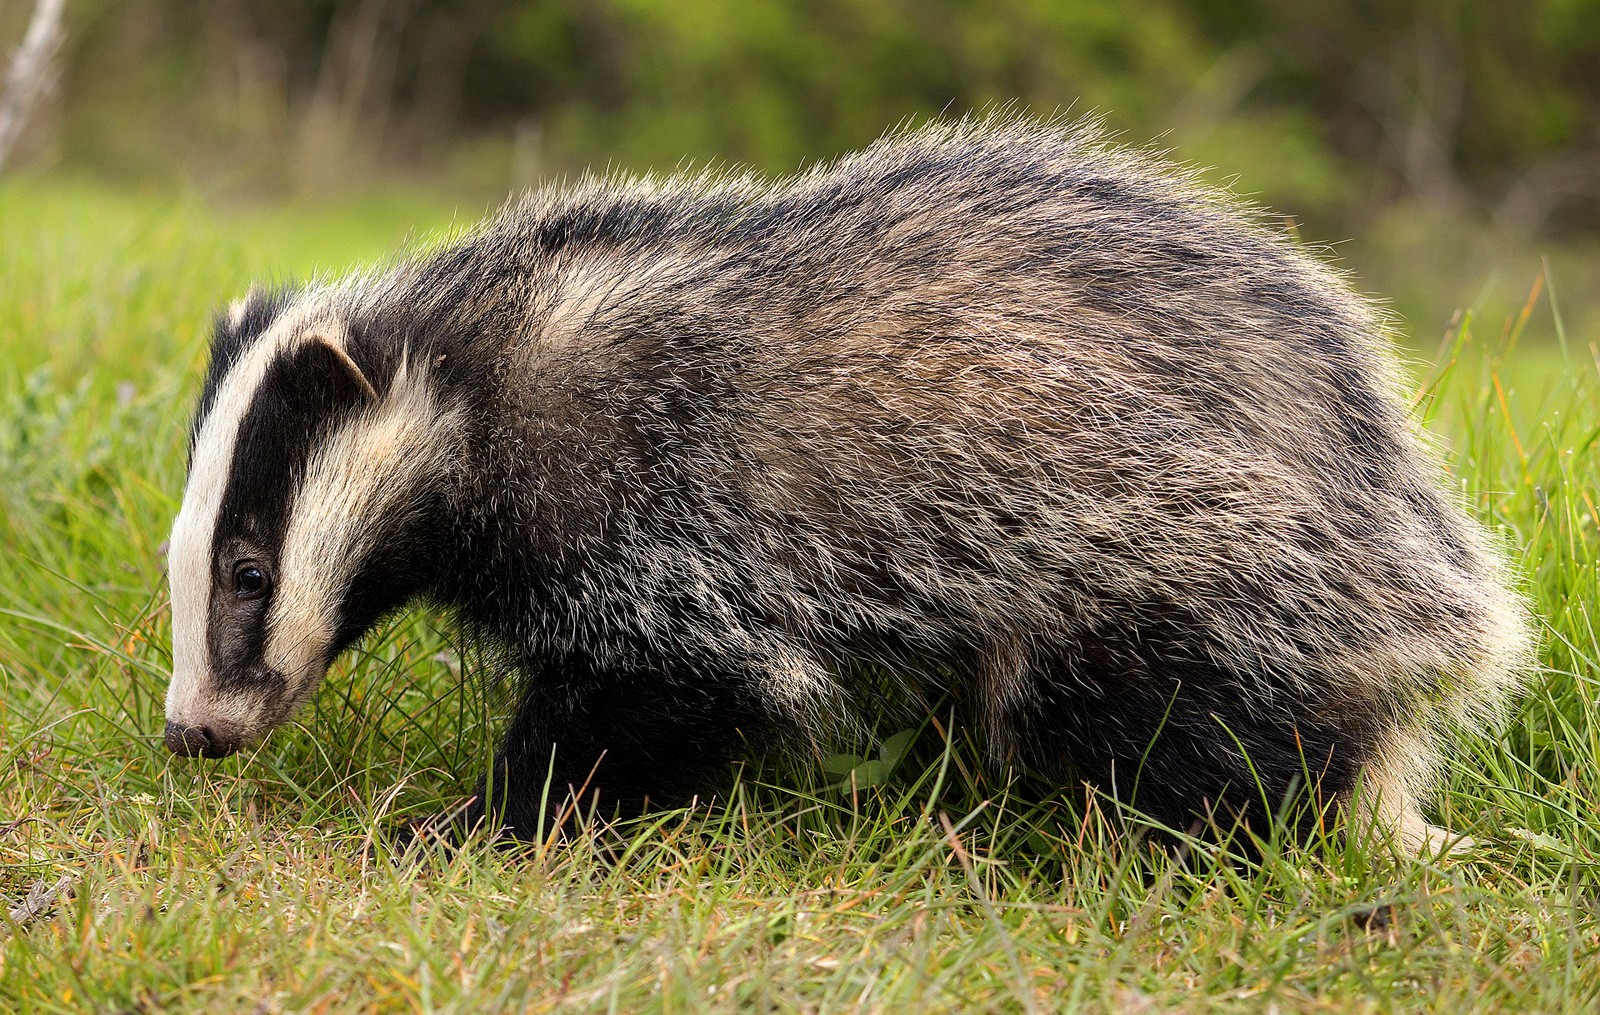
262,358,458,709
166,296,323,723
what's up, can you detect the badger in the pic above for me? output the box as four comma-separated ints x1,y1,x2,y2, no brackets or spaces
162,116,1530,852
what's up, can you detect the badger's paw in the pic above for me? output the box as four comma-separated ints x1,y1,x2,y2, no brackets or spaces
1407,820,1478,858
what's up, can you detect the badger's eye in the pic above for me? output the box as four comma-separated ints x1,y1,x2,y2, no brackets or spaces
233,562,270,600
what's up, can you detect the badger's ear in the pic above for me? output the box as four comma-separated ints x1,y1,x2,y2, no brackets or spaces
304,327,380,403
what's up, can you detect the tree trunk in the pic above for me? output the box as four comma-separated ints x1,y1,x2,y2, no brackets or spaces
0,0,66,173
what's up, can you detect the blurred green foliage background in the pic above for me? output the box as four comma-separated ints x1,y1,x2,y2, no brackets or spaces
6,0,1600,339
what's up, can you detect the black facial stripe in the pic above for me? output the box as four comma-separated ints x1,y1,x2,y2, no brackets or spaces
206,339,375,690
191,286,299,457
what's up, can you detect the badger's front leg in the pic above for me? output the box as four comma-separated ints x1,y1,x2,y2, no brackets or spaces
445,660,771,842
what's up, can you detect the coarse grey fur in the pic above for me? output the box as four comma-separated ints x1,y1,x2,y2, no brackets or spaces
165,115,1531,851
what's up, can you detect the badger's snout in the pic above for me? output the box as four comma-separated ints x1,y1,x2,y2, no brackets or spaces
164,719,241,758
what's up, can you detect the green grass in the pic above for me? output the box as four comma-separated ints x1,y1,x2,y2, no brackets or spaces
2,176,1598,1013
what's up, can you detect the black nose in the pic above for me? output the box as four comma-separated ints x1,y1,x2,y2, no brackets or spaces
164,721,235,758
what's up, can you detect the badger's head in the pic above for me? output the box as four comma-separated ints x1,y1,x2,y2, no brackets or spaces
164,289,458,758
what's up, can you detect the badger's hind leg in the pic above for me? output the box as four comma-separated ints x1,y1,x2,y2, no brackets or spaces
997,626,1396,849
1352,730,1473,855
